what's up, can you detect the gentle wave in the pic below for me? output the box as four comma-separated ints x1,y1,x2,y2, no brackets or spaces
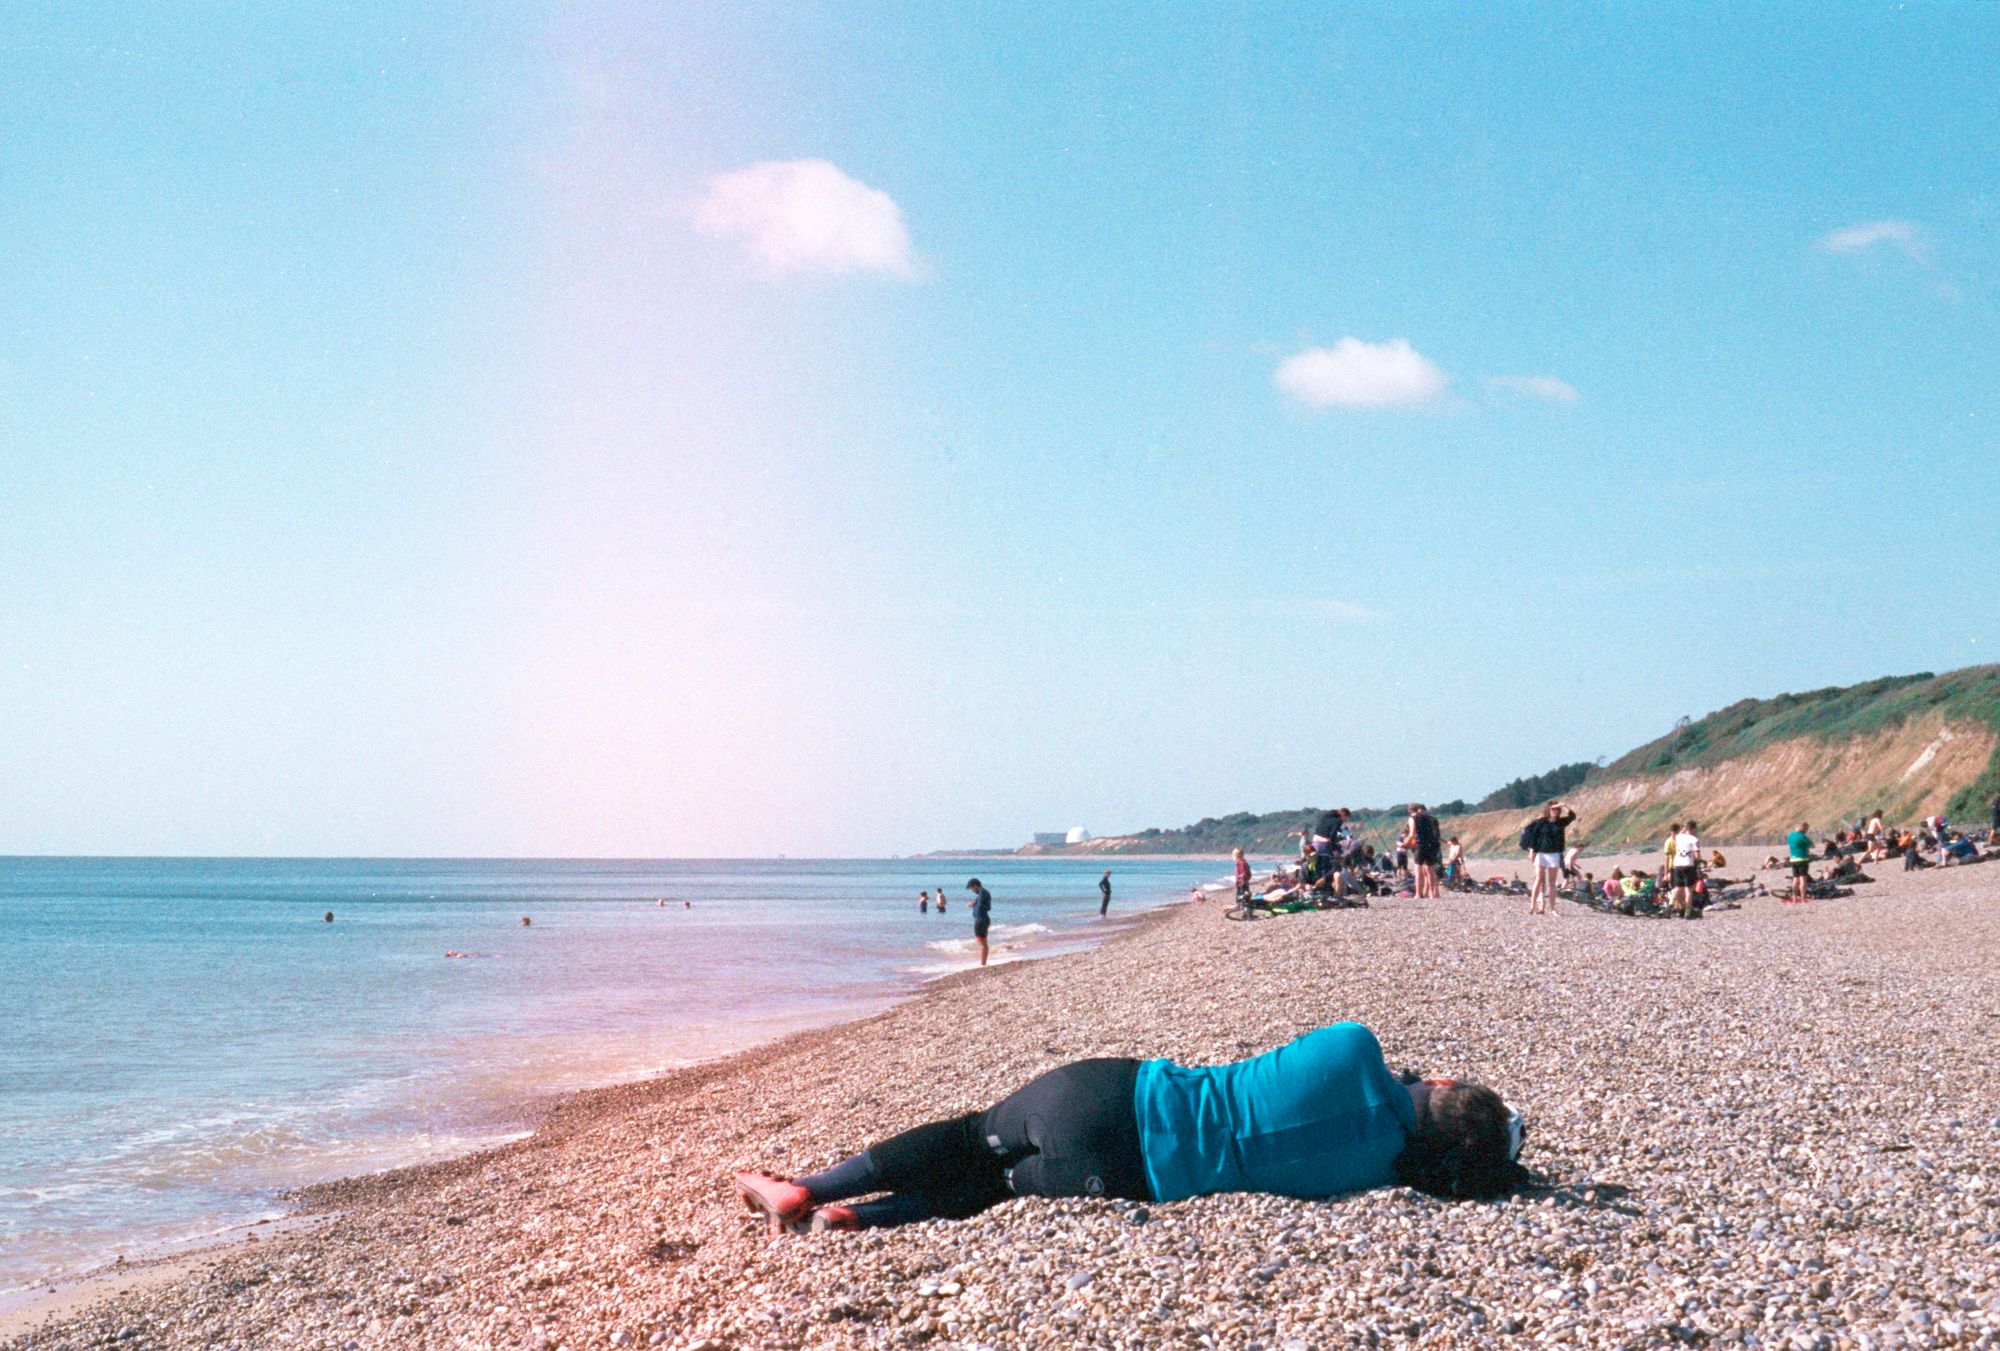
0,856,1221,1293
923,921,1053,954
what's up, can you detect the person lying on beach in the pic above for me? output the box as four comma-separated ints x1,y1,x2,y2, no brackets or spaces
733,1023,1526,1235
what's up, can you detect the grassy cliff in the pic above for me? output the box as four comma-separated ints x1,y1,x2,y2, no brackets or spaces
1049,667,2000,855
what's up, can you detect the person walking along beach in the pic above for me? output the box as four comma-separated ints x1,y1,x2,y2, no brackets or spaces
1099,869,1112,917
1521,802,1577,915
1408,803,1442,899
966,878,993,966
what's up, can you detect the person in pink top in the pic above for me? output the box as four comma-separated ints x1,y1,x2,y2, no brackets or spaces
1232,847,1252,905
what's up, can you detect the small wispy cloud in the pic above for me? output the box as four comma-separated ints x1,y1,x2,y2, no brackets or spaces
1817,219,1929,266
694,159,920,279
1274,338,1449,409
1485,374,1578,406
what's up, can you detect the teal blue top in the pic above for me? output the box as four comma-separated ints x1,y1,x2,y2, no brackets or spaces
1787,830,1812,862
1132,1022,1416,1203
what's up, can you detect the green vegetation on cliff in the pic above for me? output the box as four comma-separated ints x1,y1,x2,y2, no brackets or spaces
1599,667,2000,820
1080,666,2000,854
1474,762,1595,812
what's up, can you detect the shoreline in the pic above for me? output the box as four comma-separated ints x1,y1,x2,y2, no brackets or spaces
12,866,1999,1348
0,898,1199,1341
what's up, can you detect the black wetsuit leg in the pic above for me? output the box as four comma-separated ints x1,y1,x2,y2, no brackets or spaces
846,1058,1150,1224
862,1112,1014,1220
978,1058,1149,1202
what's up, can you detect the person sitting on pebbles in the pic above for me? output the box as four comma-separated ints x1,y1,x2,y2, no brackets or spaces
733,1022,1525,1234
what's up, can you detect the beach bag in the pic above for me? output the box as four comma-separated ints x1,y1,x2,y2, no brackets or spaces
1519,824,1537,852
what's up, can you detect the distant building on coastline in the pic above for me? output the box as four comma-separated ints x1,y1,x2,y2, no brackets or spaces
1065,826,1091,844
1030,832,1068,846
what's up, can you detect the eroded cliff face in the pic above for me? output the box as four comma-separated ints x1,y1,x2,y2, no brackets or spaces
1448,714,1997,851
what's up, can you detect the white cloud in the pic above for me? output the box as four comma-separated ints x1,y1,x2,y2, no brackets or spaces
1274,338,1449,409
1817,219,1928,265
1485,374,1579,405
694,158,919,279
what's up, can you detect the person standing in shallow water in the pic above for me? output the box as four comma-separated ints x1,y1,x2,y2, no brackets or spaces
935,884,946,915
965,878,993,966
918,890,929,913
1098,869,1112,917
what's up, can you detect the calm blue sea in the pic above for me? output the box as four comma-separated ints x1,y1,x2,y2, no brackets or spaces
0,856,1219,1298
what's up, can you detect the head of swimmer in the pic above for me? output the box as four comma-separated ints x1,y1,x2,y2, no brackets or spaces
1393,1073,1521,1200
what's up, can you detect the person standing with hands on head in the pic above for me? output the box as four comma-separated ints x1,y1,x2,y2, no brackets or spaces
965,878,993,966
1785,822,1814,903
1521,801,1578,915
1408,803,1442,900
1099,869,1112,917
1668,820,1703,917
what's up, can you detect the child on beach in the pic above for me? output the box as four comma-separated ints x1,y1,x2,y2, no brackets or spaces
733,1022,1526,1234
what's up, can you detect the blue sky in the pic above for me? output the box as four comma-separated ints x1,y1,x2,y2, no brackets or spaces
2,4,1995,855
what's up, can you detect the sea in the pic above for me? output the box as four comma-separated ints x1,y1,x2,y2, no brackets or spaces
0,855,1222,1302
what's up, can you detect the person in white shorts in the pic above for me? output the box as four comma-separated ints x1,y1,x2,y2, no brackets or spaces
1668,821,1703,917
1520,801,1578,915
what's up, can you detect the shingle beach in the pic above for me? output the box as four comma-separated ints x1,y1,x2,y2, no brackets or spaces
10,863,1999,1351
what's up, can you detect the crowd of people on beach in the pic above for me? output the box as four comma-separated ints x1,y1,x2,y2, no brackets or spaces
1209,791,2000,924
1543,801,2000,918
1219,805,1468,915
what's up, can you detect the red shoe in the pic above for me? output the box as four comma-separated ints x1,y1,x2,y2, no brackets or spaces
808,1204,861,1233
734,1171,813,1235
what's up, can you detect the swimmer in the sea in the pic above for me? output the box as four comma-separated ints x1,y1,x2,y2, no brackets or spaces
733,1022,1525,1233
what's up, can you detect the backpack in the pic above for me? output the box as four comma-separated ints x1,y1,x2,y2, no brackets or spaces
1519,823,1537,852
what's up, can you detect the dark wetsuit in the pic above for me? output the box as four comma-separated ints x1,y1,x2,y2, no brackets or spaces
796,1024,1412,1228
1412,811,1442,866
970,884,992,938
1099,874,1111,916
818,1058,1148,1225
